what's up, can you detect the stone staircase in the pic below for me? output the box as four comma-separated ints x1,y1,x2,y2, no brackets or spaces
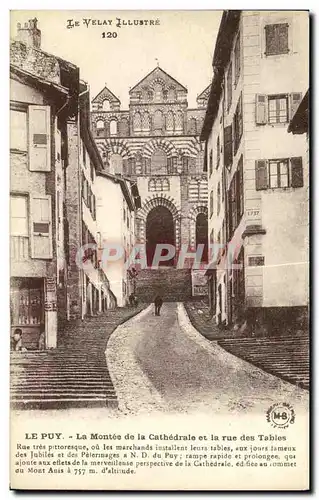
218,335,309,390
10,306,145,410
135,268,192,302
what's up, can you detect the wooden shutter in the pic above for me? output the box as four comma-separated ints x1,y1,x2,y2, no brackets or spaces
265,23,289,56
224,124,233,169
30,195,52,259
291,157,303,188
255,94,268,124
290,93,303,119
255,160,268,190
28,105,51,172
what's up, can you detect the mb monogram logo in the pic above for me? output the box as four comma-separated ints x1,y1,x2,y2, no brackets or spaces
266,403,295,429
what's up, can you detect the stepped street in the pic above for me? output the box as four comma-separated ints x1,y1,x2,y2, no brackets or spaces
11,302,308,414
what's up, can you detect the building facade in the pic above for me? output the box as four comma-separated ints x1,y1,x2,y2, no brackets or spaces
10,19,79,349
95,172,141,307
91,67,210,270
201,10,309,332
10,19,115,350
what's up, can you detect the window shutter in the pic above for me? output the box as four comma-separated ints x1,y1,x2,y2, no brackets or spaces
255,160,268,190
291,157,303,188
28,105,51,171
255,95,268,124
290,93,303,119
224,124,233,169
30,195,52,259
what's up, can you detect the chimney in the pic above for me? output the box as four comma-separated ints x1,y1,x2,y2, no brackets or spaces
16,18,41,48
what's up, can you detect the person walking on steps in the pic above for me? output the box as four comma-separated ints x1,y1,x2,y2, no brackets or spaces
154,295,163,316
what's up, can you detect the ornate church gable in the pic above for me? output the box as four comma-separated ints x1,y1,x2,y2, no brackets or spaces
197,84,211,101
129,66,187,95
196,84,211,108
92,87,121,105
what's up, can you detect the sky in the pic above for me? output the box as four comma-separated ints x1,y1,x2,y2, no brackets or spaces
10,10,222,108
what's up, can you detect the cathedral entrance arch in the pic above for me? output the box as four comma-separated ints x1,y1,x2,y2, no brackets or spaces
146,206,175,267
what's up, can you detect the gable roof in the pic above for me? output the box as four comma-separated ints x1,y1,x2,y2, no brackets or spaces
129,66,187,93
92,86,120,103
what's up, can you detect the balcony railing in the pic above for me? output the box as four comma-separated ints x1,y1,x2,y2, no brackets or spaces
11,236,29,261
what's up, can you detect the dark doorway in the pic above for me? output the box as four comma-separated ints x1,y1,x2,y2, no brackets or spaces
195,212,208,262
146,206,175,267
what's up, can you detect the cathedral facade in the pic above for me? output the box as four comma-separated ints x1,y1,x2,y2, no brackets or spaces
91,66,210,267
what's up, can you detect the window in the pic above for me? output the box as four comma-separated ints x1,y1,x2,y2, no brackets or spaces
11,109,27,151
221,168,225,202
227,159,244,238
255,157,303,190
168,88,176,101
175,111,183,132
135,154,142,174
265,23,289,56
217,182,221,215
119,118,129,136
11,105,51,171
96,120,104,137
209,150,213,177
234,33,241,85
224,124,233,169
110,153,123,175
110,120,117,136
102,99,110,111
196,151,205,174
30,195,52,259
28,106,51,172
233,94,243,154
210,190,214,216
189,118,197,135
228,174,237,237
148,177,170,192
11,195,28,236
182,156,189,173
256,93,302,125
153,110,164,132
233,249,245,305
238,156,244,218
82,142,86,166
268,95,289,123
269,159,289,188
167,156,177,174
154,83,163,102
226,63,232,110
142,113,151,132
216,136,220,169
133,113,142,131
248,256,265,266
166,111,174,132
151,149,167,174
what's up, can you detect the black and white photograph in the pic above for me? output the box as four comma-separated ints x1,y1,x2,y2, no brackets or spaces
9,9,310,491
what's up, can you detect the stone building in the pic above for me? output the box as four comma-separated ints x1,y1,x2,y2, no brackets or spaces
201,10,309,332
10,19,114,349
91,67,210,298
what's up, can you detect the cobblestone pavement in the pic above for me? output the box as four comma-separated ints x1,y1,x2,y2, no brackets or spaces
106,302,308,416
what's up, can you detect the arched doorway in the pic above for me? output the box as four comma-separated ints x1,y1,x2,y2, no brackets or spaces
196,212,208,262
146,206,175,267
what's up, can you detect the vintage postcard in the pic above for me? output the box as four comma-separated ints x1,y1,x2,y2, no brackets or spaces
9,9,309,491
